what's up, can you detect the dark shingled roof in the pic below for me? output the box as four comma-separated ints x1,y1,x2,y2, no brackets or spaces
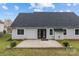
11,12,79,28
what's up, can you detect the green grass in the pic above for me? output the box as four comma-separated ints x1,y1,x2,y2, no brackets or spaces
1,35,79,56
0,34,10,52
57,39,79,49
0,48,78,56
0,34,21,55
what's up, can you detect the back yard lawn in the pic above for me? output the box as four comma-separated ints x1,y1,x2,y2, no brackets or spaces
0,34,21,55
1,35,79,56
57,39,79,49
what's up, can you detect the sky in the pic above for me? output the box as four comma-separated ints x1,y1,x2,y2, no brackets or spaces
0,3,79,21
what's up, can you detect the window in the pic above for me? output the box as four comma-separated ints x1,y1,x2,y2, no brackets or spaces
63,29,66,35
50,29,53,35
75,29,79,35
17,29,24,35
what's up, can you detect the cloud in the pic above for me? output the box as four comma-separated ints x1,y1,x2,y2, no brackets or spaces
29,3,55,12
34,9,43,12
73,3,78,6
59,10,64,12
2,5,8,10
14,5,19,11
67,3,72,6
67,3,79,7
38,3,55,8
66,10,72,12
29,3,36,8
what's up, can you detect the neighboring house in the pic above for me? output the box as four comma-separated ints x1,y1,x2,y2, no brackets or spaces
11,12,79,40
4,19,12,33
0,20,4,32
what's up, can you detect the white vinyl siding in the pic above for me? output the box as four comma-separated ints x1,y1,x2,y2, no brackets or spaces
12,28,79,40
46,28,54,39
12,28,37,39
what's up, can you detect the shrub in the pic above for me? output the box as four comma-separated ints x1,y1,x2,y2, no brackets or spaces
63,41,70,48
0,32,4,38
3,30,6,34
7,37,13,41
10,41,16,48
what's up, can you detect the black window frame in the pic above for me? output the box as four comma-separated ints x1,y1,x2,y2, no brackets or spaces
50,29,53,35
75,29,79,35
17,29,24,35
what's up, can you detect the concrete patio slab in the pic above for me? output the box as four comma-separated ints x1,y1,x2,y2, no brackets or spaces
16,40,63,48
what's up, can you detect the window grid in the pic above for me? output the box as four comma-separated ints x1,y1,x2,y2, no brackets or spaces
50,29,53,35
75,29,79,35
17,29,24,35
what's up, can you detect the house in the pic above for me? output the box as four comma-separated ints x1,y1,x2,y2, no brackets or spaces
11,12,79,40
0,20,4,32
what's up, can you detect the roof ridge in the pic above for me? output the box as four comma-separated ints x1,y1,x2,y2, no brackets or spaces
33,12,74,13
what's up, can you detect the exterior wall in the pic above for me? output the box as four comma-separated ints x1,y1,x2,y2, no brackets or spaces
0,24,4,32
12,28,37,39
12,28,55,39
24,29,37,39
12,27,79,40
48,28,79,40
55,31,64,40
53,28,79,40
64,28,75,39
55,28,79,40
46,28,54,39
63,28,79,39
74,28,79,39
67,28,79,39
